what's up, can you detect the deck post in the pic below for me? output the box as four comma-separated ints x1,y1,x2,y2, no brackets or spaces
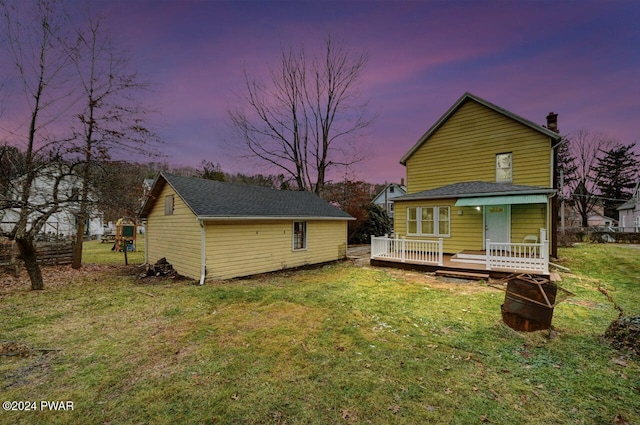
540,228,549,274
370,235,374,259
485,239,491,270
542,239,549,274
438,238,443,266
401,237,406,262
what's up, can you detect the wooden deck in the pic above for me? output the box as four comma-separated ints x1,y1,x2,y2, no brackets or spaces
370,252,552,280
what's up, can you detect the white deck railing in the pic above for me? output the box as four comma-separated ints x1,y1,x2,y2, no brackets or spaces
486,240,549,274
371,235,443,266
371,230,550,275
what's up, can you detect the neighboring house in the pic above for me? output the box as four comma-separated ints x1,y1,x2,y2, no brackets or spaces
139,173,354,282
372,181,406,220
142,178,155,198
563,203,617,230
618,180,640,232
0,168,104,240
373,92,561,275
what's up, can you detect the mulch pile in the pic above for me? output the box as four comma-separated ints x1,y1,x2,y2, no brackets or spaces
604,315,640,357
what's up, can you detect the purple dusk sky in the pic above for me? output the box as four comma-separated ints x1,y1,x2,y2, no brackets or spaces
5,0,640,184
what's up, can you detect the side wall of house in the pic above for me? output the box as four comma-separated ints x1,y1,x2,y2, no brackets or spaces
405,100,552,194
619,205,640,232
205,220,348,280
511,204,547,242
394,200,548,252
393,199,483,254
146,184,201,279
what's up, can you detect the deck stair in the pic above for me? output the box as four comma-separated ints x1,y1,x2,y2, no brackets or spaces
435,270,490,281
450,251,486,265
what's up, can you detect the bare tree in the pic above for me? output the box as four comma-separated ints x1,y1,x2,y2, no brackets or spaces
228,36,375,195
66,12,159,268
562,129,615,227
0,0,77,290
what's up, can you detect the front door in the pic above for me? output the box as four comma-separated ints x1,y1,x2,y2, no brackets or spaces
485,205,510,247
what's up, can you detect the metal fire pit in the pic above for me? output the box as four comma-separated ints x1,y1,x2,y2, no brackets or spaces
501,274,558,332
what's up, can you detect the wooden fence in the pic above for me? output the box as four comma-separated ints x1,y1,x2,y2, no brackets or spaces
0,240,74,266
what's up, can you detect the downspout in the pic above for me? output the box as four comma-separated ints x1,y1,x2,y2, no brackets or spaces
143,219,148,265
199,219,206,286
549,136,565,259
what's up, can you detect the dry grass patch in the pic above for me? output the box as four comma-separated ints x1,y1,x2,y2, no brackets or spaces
0,246,639,424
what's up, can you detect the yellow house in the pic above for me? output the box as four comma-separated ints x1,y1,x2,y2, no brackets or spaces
139,173,353,282
376,92,562,276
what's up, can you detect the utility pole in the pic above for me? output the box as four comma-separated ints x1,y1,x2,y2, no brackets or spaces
560,169,565,234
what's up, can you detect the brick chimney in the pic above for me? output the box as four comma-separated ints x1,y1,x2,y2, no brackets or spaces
546,112,558,133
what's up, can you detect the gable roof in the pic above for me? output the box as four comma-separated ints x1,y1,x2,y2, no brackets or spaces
394,181,556,202
372,183,407,204
139,173,353,220
617,180,640,210
400,92,562,165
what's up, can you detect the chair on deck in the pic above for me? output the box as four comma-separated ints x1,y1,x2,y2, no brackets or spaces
523,235,538,244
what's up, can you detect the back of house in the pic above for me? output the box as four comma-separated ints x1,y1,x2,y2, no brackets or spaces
389,92,561,272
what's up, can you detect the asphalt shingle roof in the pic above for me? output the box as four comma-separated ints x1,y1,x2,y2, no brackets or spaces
394,181,556,201
140,173,353,220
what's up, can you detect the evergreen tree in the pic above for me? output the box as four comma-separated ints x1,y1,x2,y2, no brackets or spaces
350,204,391,244
593,143,640,219
556,140,578,200
198,161,226,182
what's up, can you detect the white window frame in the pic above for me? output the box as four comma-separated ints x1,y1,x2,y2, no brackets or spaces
292,221,307,251
406,206,450,237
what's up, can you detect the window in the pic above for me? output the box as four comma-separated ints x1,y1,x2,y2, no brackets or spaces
406,206,450,236
496,152,512,182
165,195,174,215
293,221,307,250
421,207,434,234
408,207,418,234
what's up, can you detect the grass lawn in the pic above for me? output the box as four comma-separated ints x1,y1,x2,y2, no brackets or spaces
0,242,638,424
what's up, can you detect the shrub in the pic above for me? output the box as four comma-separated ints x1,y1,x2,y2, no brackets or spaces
349,204,391,244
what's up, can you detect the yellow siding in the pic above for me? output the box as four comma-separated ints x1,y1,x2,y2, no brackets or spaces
205,220,347,280
393,199,483,253
406,100,552,194
394,200,549,252
145,184,202,279
511,204,547,243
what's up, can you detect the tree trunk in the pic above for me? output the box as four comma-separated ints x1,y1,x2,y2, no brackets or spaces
15,237,44,290
581,212,589,228
72,217,85,269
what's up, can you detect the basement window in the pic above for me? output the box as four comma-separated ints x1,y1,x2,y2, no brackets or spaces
293,221,307,250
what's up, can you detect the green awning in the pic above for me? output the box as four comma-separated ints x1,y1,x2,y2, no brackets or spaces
454,194,549,207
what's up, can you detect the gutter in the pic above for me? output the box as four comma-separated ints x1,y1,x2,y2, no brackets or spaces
397,188,556,202
198,219,206,286
196,215,356,221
